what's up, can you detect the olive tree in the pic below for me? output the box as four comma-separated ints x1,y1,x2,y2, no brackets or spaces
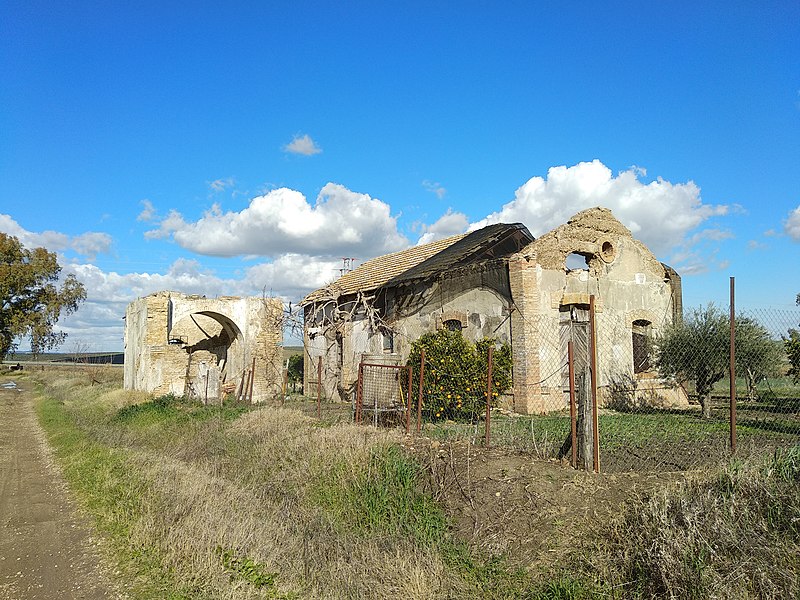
655,304,780,418
287,353,303,392
0,233,86,360
784,293,800,383
736,317,783,400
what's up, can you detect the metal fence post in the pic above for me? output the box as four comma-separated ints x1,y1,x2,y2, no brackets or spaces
417,349,425,434
589,295,600,473
485,345,494,447
730,276,737,453
406,365,413,435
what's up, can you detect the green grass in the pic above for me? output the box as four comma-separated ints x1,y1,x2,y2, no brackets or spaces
312,444,449,545
713,374,800,399
35,388,190,599
424,404,798,468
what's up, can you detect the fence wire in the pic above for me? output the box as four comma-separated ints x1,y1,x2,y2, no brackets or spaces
300,302,800,473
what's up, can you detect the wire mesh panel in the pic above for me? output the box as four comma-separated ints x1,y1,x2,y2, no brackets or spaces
356,362,412,428
729,307,800,457
592,304,800,472
592,306,731,472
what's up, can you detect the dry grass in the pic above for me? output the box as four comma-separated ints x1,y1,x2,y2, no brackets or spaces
31,371,494,599
32,369,799,599
585,447,800,599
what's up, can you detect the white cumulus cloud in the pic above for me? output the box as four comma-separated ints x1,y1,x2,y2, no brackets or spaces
784,205,800,241
283,134,322,156
416,209,469,245
148,183,409,258
144,209,188,240
71,232,113,259
244,254,344,299
470,160,728,258
0,214,111,259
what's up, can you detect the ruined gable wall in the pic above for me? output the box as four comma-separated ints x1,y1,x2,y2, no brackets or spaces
509,207,683,414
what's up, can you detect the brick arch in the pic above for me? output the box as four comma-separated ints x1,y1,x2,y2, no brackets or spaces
625,308,658,328
436,310,468,331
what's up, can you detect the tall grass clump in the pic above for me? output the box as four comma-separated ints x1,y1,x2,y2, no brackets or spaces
312,444,448,545
600,446,800,599
31,369,545,599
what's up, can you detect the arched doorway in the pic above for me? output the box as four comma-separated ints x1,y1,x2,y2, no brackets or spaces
168,311,243,401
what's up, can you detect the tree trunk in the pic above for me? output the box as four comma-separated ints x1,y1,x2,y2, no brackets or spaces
700,392,712,419
746,368,757,402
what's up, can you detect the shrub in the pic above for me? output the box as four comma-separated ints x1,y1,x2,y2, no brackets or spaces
407,330,512,422
604,447,800,598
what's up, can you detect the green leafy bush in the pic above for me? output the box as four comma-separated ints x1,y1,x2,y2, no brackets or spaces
407,330,512,422
785,328,800,383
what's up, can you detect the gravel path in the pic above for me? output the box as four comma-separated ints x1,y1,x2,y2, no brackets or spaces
0,380,119,599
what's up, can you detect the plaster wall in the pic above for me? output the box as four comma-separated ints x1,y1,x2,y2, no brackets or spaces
124,291,284,403
509,212,687,414
304,275,513,402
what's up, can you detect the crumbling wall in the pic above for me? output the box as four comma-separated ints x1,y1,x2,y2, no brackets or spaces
510,207,686,414
124,292,284,403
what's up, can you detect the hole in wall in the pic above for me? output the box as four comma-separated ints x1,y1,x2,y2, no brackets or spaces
600,240,616,263
566,253,589,271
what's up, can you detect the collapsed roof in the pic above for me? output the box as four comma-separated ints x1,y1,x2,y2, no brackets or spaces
302,223,534,304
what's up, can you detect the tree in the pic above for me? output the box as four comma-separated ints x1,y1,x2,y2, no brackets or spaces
736,317,783,400
0,233,86,361
287,353,303,392
655,304,780,418
785,293,800,383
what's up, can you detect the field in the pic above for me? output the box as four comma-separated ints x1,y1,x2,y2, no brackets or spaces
7,367,800,599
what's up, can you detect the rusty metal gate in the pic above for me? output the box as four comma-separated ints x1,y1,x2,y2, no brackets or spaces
355,361,413,432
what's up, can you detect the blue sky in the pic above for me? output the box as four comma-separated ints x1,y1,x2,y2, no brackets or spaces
1,1,799,351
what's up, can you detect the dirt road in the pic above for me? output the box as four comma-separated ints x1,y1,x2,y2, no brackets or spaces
0,379,118,599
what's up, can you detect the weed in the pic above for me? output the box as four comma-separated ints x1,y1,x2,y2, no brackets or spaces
215,546,283,592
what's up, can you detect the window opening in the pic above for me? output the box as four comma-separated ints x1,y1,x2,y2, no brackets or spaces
382,330,394,353
443,319,463,332
566,252,589,271
632,320,652,373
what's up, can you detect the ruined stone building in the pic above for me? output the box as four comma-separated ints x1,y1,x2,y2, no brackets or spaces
124,292,284,403
302,207,686,413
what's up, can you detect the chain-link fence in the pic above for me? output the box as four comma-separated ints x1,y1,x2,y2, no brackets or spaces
297,296,800,473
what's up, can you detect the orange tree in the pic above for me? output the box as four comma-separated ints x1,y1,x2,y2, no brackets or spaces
406,329,511,422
